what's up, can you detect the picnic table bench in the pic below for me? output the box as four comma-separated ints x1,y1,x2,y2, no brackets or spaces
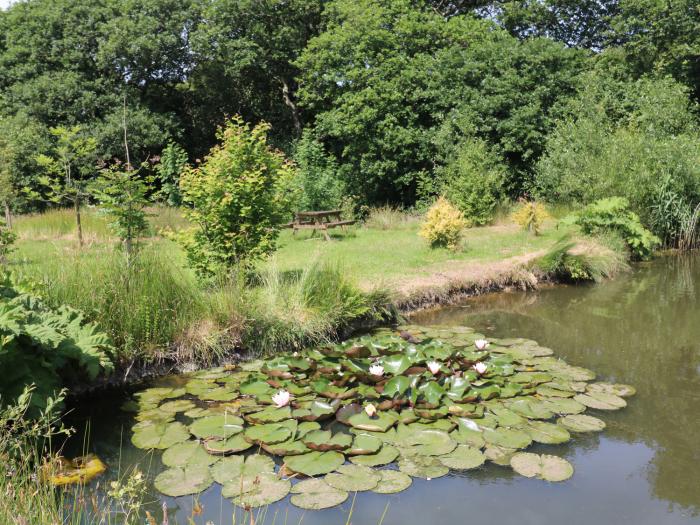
285,210,356,241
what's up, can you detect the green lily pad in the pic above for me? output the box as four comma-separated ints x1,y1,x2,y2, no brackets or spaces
482,427,532,449
159,400,196,413
396,426,457,456
450,428,485,448
559,414,606,432
350,445,399,467
348,411,397,432
284,451,345,476
372,470,412,494
574,392,627,410
507,399,554,420
184,407,216,419
203,434,253,455
325,464,380,491
438,445,485,470
525,421,571,444
132,421,190,450
261,439,309,456
541,397,586,415
398,455,449,479
510,452,574,482
303,430,353,451
244,423,294,445
348,434,383,455
190,415,244,439
154,464,213,497
225,472,291,508
162,441,219,468
210,455,275,485
290,478,348,510
245,406,292,424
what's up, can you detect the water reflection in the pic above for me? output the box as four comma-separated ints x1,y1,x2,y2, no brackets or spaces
413,254,700,517
68,255,700,524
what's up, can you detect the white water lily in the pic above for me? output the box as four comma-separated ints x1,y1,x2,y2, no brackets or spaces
364,403,377,417
427,361,441,375
369,364,385,377
272,390,291,408
474,339,490,350
473,362,487,375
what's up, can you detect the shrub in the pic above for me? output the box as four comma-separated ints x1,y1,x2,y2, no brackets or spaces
156,141,188,207
293,131,345,211
0,274,113,414
438,138,505,226
568,197,660,259
178,117,298,278
419,197,466,250
0,220,16,264
512,201,549,235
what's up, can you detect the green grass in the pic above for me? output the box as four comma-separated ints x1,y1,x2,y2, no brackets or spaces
271,219,575,290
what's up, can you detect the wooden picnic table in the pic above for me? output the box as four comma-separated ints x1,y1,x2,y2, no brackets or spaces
286,209,356,241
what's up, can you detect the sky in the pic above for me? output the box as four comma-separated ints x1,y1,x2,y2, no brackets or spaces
0,0,14,9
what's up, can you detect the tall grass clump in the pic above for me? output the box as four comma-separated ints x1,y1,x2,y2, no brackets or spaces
241,261,390,355
365,206,416,230
0,387,68,524
14,208,111,242
532,235,628,282
15,243,204,362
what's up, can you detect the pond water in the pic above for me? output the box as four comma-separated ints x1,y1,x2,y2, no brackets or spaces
67,255,700,524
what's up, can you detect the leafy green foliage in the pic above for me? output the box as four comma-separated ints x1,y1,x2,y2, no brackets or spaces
569,197,660,259
178,117,298,278
435,138,505,226
156,142,188,207
512,202,549,235
0,274,113,414
92,165,151,260
0,220,17,264
293,131,344,211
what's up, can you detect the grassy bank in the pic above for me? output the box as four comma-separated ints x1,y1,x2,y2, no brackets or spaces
8,206,625,375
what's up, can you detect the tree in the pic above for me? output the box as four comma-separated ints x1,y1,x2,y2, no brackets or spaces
178,117,298,278
36,126,97,246
156,142,189,206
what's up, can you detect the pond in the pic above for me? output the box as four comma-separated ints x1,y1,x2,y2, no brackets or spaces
66,254,700,524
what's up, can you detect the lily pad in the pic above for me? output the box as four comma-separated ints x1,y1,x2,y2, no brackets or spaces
484,445,517,466
159,399,196,413
203,434,253,455
325,464,380,491
348,411,397,432
396,426,457,456
586,382,636,398
290,478,348,510
350,445,399,467
510,452,574,482
154,464,213,497
574,392,627,410
398,455,449,479
190,415,244,439
482,427,532,449
558,414,606,432
525,421,571,444
372,470,412,494
225,472,291,508
210,455,275,485
284,451,345,476
132,421,190,450
303,430,353,451
244,423,294,445
438,445,485,470
162,441,219,468
261,439,309,456
245,406,292,424
348,434,383,455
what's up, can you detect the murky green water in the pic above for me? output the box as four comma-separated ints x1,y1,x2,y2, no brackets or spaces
69,255,700,524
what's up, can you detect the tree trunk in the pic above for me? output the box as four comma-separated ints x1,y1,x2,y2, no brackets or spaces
74,196,83,247
3,201,12,229
280,78,302,137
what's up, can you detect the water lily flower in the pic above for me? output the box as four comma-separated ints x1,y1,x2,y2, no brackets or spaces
272,390,291,408
427,361,441,375
364,403,377,417
369,364,385,377
473,362,487,375
474,339,489,350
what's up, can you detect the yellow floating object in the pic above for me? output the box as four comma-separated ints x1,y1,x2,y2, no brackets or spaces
43,454,107,486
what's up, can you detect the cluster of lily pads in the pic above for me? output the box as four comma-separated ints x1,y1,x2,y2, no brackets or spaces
128,325,635,510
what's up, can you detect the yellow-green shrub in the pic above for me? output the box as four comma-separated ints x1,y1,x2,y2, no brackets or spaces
419,197,466,250
512,201,549,235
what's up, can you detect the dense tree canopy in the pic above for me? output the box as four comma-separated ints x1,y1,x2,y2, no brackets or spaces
0,0,697,210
